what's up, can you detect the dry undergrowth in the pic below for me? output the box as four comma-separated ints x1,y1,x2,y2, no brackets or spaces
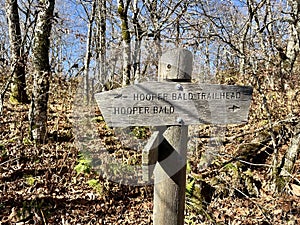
0,73,299,224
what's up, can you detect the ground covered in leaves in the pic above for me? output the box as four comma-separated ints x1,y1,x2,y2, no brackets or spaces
1,75,300,224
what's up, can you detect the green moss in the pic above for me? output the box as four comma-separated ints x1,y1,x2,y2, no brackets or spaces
25,175,35,186
0,143,5,151
8,137,18,143
23,137,33,145
275,175,287,192
118,4,124,15
91,116,104,123
74,154,92,174
0,143,7,160
121,23,130,41
87,179,103,194
186,178,195,197
9,95,20,104
117,2,130,42
130,126,149,139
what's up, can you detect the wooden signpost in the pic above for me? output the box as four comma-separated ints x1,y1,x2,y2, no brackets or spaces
94,48,253,225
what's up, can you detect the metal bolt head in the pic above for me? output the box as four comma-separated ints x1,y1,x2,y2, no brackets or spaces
177,117,184,124
176,84,183,91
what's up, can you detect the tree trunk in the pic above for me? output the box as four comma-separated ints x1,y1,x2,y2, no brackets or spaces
29,0,55,143
5,0,29,103
286,0,300,74
118,0,131,87
83,0,96,104
277,123,300,192
132,0,143,83
95,0,106,84
150,0,162,59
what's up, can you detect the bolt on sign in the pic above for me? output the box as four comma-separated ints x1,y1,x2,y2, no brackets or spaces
94,48,253,225
94,82,253,127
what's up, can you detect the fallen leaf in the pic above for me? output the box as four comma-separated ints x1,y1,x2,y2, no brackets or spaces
290,184,300,197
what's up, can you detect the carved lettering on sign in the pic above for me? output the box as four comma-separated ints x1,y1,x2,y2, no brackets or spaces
133,93,168,101
170,91,241,100
112,106,175,115
95,81,253,126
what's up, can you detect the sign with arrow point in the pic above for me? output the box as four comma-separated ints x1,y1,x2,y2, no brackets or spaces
94,81,253,127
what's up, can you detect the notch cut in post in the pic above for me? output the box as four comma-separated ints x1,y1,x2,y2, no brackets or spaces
142,131,159,182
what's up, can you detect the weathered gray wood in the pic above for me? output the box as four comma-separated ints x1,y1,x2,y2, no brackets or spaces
94,81,253,127
142,131,159,182
94,48,253,225
95,49,253,225
153,125,188,225
153,48,192,225
158,48,193,81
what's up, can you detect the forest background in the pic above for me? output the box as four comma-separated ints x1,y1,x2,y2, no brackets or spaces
0,0,300,224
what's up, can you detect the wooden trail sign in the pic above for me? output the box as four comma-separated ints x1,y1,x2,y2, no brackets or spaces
94,82,253,127
94,48,253,225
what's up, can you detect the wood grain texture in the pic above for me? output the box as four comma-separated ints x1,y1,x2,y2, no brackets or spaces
153,125,188,225
153,48,190,225
158,48,193,81
142,131,159,182
95,81,253,127
94,48,253,225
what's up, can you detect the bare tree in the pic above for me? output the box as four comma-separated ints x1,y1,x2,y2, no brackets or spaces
273,0,300,193
29,0,55,143
131,0,144,83
5,0,29,103
118,0,131,87
285,0,300,74
95,0,106,84
82,0,96,104
144,0,189,61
